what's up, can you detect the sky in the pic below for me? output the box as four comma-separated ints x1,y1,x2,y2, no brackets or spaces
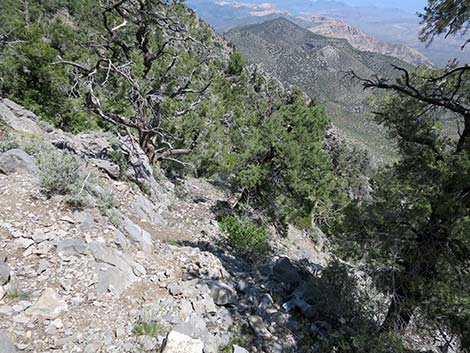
320,0,428,13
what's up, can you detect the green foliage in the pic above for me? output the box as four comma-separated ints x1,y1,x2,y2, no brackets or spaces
0,0,100,132
219,215,269,258
35,146,117,211
191,73,340,225
132,322,166,337
0,0,351,234
0,25,67,123
0,128,19,152
5,288,30,300
335,65,470,344
419,0,470,46
37,149,84,197
228,51,246,76
299,261,405,353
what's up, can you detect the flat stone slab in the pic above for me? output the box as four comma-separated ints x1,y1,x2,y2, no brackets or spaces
26,288,68,319
161,330,204,353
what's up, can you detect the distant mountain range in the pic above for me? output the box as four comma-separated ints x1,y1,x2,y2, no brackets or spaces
225,18,411,160
187,0,470,67
307,16,433,66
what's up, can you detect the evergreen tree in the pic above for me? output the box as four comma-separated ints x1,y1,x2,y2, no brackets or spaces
338,1,470,345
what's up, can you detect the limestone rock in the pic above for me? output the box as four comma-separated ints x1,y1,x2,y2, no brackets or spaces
0,98,42,135
0,262,10,286
206,280,236,306
31,232,50,244
161,330,204,353
37,259,49,274
248,316,271,339
56,239,88,256
272,257,301,287
0,331,17,353
233,345,249,353
88,242,138,295
26,288,68,319
130,195,164,225
120,218,153,253
0,149,39,176
91,158,120,179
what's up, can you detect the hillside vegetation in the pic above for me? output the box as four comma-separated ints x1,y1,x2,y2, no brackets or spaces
226,18,412,161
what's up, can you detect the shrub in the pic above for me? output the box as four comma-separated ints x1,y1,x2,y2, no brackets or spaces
0,129,19,152
219,214,269,258
300,261,406,353
132,322,166,337
228,51,246,76
5,288,30,300
37,149,83,196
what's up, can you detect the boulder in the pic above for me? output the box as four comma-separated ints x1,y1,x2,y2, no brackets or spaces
26,288,68,319
131,195,164,225
0,262,10,286
91,158,120,179
272,257,301,287
37,259,49,274
248,315,271,339
0,98,42,135
206,280,236,306
87,242,138,295
233,345,249,353
0,331,17,353
120,218,153,253
161,330,204,353
56,239,88,256
0,149,39,176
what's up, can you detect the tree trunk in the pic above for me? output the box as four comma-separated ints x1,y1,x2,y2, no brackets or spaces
23,0,30,29
381,285,414,332
381,223,441,332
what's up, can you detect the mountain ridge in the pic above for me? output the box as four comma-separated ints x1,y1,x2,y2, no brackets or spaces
187,0,470,66
307,15,433,66
225,17,410,159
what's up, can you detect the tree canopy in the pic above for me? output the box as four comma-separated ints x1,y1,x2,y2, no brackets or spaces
420,0,470,48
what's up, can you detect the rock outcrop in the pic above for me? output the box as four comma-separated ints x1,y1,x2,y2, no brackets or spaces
308,16,433,67
0,149,39,176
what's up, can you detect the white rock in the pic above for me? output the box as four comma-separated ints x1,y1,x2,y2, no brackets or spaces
37,260,49,274
13,314,29,324
12,301,32,313
233,345,250,353
31,232,50,244
51,318,64,329
35,241,52,255
15,238,34,249
25,288,68,319
0,262,10,285
0,331,17,353
161,330,204,353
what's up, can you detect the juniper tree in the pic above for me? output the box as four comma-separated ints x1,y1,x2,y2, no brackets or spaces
339,1,470,346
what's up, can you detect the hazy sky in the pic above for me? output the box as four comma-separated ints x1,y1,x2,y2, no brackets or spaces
328,0,428,13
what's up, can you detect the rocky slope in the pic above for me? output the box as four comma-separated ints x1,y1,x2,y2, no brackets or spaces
225,18,409,161
307,16,433,67
0,99,331,353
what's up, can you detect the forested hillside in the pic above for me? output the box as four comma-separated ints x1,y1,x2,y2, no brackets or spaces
0,0,469,353
225,18,410,161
